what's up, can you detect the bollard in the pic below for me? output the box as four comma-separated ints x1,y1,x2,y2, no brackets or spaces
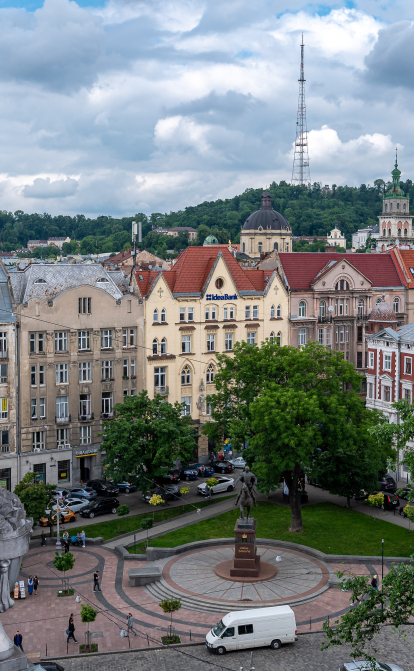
309,617,312,630
45,644,47,657
190,629,191,641
147,634,149,646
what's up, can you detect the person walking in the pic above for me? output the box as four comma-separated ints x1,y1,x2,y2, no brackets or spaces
67,614,78,643
228,448,233,461
93,570,101,592
126,613,137,636
33,576,39,595
14,632,24,652
81,530,86,548
207,485,212,500
27,576,33,596
41,530,46,547
371,575,379,591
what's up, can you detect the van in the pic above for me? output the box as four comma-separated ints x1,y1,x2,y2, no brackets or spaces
205,605,297,655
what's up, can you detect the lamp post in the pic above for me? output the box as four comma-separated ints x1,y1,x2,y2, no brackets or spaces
381,538,384,612
55,495,62,557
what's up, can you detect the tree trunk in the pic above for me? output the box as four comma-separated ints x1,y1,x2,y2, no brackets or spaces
286,464,304,532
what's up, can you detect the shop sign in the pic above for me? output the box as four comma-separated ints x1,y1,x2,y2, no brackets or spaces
206,294,238,301
75,450,98,458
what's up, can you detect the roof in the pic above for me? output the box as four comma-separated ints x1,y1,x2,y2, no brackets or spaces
389,249,414,288
368,300,397,322
278,252,403,290
103,248,132,265
243,192,290,232
48,237,68,241
170,227,196,232
0,262,15,323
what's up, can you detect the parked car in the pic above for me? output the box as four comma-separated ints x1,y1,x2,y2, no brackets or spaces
53,498,88,514
396,485,414,500
80,497,120,518
193,463,215,477
373,492,400,510
70,487,97,500
114,481,137,493
229,457,246,468
211,460,235,474
53,488,72,500
377,476,396,493
198,477,235,495
142,486,182,503
87,480,119,496
40,509,76,526
158,468,181,484
339,663,404,670
180,468,198,481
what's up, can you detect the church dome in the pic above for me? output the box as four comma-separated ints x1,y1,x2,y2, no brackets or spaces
368,300,397,323
203,233,219,247
242,191,290,232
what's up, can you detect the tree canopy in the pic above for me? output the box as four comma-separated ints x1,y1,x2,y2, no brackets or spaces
14,472,56,526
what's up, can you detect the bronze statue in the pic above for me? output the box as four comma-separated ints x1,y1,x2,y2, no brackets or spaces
235,483,256,520
235,466,257,506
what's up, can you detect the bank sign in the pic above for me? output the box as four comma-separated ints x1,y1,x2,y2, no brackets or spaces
206,294,238,300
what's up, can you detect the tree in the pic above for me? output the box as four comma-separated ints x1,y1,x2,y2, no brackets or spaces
81,604,98,649
322,558,414,668
100,391,197,494
204,340,392,532
14,473,56,525
116,504,129,532
140,516,153,547
53,551,75,593
159,597,182,642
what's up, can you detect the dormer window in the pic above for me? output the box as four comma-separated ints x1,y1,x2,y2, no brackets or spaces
34,279,47,284
97,277,109,283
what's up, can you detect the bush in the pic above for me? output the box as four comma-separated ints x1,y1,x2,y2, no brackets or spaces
206,478,218,488
367,492,384,508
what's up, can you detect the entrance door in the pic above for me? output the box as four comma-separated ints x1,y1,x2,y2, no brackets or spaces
79,457,90,483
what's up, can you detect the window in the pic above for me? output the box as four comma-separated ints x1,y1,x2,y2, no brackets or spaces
206,396,212,415
101,330,113,349
207,334,215,352
160,338,166,355
102,360,113,380
404,388,411,403
39,365,45,385
406,357,412,374
31,365,37,386
38,333,44,352
298,328,307,346
318,328,324,345
131,389,136,396
229,306,234,319
339,299,344,316
215,278,224,289
223,307,228,320
253,305,258,319
154,367,166,388
123,359,128,377
56,396,68,419
369,352,374,368
384,386,391,402
357,352,363,368
393,297,400,313
123,390,129,399
181,396,191,416
270,305,275,319
102,392,113,415
388,228,391,236
346,326,349,343
79,361,91,382
224,306,235,320
358,299,364,316
298,301,306,317
30,333,35,353
405,228,408,237
384,354,391,371
258,242,262,253
80,426,91,445
225,332,233,351
274,242,278,251
39,398,45,419
180,308,186,322
206,364,215,384
247,332,256,345
0,431,9,453
340,327,344,343
326,329,331,346
205,307,210,321
368,383,374,399
161,308,166,323
181,366,191,385
269,332,274,343
383,229,386,237
55,332,68,352
238,625,253,635
58,459,70,482
188,308,194,322
276,304,281,318
152,338,158,355
153,308,159,323
56,363,68,384
245,306,251,319
276,331,282,346
79,394,91,417
78,297,91,314
398,228,402,237
211,306,217,320
31,398,37,419
57,429,69,449
335,327,339,344
123,328,136,347
34,461,46,483
357,326,363,343
32,432,45,451
181,335,191,353
78,331,90,350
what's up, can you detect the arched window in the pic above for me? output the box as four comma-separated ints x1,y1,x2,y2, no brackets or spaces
160,337,167,354
206,364,215,384
153,308,159,323
390,203,393,211
270,305,275,319
276,332,282,346
319,300,326,318
403,203,406,211
181,365,191,385
274,242,278,251
393,297,400,314
269,332,275,343
285,243,289,252
161,308,166,323
388,229,391,236
152,338,158,355
299,301,306,317
397,202,400,210
383,229,386,237
258,242,263,253
404,228,408,237
276,305,281,318
242,242,245,253
358,299,364,316
376,298,382,304
385,204,388,212
398,229,402,237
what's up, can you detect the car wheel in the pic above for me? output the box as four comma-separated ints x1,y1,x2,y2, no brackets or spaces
68,517,76,523
270,639,281,650
186,476,190,481
125,488,130,493
89,512,95,519
227,486,234,492
111,507,117,514
381,504,385,510
216,646,226,655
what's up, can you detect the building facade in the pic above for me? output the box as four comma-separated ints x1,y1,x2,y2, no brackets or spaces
352,225,380,250
326,225,346,248
0,263,17,492
240,192,292,258
376,158,413,251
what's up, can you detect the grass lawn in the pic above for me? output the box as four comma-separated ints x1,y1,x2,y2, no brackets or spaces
128,501,414,557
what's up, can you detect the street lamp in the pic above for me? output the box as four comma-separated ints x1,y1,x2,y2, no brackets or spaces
55,495,62,556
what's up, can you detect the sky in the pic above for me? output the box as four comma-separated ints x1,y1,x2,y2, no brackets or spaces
0,0,413,217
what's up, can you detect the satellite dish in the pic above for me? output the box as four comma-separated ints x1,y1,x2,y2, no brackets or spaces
328,306,334,313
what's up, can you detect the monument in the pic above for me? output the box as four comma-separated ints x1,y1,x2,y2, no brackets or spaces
214,467,277,582
0,489,32,671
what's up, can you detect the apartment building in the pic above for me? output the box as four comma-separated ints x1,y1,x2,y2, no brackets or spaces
0,262,17,492
4,264,143,490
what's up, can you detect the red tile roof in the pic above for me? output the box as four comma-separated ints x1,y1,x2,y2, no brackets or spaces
388,249,414,287
278,252,403,290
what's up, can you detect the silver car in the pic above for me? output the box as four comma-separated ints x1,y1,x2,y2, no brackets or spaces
340,663,404,671
197,477,235,495
229,457,246,468
54,498,89,514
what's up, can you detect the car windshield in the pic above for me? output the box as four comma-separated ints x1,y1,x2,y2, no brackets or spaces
87,501,99,509
84,488,94,492
212,620,226,637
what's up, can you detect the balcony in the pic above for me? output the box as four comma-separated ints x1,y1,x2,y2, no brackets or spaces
155,385,169,396
78,413,94,422
55,414,71,425
57,441,71,449
317,316,332,324
101,411,114,419
357,314,369,321
0,349,8,359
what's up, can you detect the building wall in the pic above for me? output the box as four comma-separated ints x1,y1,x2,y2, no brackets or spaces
240,230,292,257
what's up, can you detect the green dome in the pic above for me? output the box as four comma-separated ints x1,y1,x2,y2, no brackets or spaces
384,152,408,200
203,234,219,246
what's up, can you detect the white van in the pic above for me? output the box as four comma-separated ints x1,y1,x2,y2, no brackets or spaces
205,606,297,655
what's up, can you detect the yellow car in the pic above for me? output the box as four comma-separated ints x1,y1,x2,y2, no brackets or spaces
40,508,77,526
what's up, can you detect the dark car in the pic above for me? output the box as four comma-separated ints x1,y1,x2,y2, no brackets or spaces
142,486,181,503
80,497,120,518
114,481,137,493
396,485,414,500
379,492,400,510
378,476,396,493
192,463,215,477
211,460,235,474
180,468,198,481
87,480,119,496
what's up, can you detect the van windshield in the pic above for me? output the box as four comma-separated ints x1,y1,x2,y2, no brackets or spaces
212,620,226,637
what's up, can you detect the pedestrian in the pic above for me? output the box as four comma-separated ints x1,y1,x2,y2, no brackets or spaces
27,576,33,596
67,614,78,643
14,632,24,652
127,613,137,636
33,575,39,595
200,464,205,477
81,530,86,548
93,570,101,592
63,531,69,543
218,452,224,461
41,530,46,547
207,485,212,500
60,513,65,530
371,574,379,591
228,448,233,461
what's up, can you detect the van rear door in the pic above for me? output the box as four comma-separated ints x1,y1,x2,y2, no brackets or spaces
236,623,254,649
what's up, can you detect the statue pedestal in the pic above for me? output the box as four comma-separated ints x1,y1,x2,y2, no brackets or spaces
0,646,28,671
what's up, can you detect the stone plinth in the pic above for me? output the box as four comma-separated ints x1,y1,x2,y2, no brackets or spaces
231,518,260,578
0,646,28,671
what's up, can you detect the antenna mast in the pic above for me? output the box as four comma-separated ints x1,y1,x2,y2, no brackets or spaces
291,34,311,187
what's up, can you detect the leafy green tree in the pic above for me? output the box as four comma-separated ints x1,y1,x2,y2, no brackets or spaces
204,341,392,532
370,399,414,476
81,604,98,648
14,473,56,525
159,596,181,640
53,551,75,593
101,391,197,494
140,516,153,547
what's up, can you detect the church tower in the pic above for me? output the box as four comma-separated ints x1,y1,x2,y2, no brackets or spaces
377,151,413,251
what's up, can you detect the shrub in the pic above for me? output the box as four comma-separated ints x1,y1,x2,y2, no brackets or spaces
367,492,384,508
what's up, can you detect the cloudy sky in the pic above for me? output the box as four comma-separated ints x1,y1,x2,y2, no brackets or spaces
0,0,412,216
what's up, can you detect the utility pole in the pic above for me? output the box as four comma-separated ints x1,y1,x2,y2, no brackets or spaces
291,34,311,187
132,221,137,270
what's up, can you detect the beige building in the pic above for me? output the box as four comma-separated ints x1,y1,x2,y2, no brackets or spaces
326,225,346,249
5,264,143,489
240,191,292,257
133,246,289,460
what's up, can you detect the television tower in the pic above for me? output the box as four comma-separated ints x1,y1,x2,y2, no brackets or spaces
291,34,311,187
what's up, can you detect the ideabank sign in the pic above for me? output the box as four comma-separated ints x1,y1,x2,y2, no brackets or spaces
206,294,238,300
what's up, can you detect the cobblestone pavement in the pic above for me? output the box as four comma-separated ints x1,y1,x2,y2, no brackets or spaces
48,628,414,671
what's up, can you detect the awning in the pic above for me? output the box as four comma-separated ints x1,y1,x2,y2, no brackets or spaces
75,453,98,458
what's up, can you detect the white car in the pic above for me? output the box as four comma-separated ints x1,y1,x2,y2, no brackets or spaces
197,477,235,495
340,663,404,671
53,498,89,514
229,457,246,468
